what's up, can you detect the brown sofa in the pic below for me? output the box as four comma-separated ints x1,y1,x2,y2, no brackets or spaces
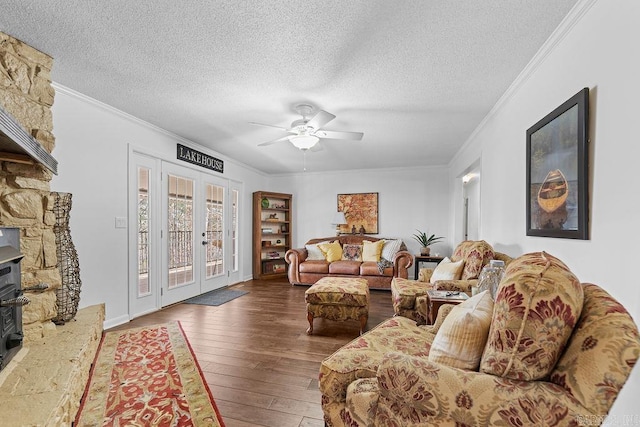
285,236,413,290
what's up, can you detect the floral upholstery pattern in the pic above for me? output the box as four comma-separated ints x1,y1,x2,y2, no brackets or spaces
319,316,438,427
550,283,640,415
320,254,640,426
344,378,379,427
305,277,369,335
390,277,433,323
391,241,498,324
451,240,495,280
481,252,583,380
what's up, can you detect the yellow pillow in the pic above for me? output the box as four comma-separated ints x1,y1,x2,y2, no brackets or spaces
318,241,343,262
362,240,384,262
428,290,494,370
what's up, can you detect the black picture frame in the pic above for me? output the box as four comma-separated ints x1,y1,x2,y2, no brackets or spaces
526,88,589,239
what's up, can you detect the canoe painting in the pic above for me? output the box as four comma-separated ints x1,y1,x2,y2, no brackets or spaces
537,169,568,213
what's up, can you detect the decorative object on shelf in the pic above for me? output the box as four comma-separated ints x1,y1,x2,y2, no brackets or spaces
269,213,278,219
337,192,378,234
359,225,365,235
276,239,282,244
261,197,270,208
412,229,444,256
526,87,589,239
280,224,288,233
331,211,347,236
262,241,271,247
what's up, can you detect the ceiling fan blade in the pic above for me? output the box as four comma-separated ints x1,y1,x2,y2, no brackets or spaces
315,130,364,141
306,110,335,130
258,136,291,146
249,121,289,131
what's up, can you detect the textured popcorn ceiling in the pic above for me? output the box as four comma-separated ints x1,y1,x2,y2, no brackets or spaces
1,0,579,174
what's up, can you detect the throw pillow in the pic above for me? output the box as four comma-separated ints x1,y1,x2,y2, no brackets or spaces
430,257,465,284
318,241,343,262
306,241,329,261
429,290,494,370
341,244,363,261
381,239,403,262
480,251,584,381
362,240,384,262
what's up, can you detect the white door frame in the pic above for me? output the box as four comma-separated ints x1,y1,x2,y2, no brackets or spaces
127,145,243,316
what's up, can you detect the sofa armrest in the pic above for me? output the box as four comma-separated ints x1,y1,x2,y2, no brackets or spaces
434,279,478,295
284,248,307,284
393,251,413,279
374,352,590,426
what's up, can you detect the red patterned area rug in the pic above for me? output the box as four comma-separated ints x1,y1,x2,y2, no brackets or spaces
75,321,225,426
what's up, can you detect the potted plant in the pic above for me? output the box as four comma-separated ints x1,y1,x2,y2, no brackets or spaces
412,230,444,256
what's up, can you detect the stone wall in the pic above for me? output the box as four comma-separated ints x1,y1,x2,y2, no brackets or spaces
0,31,61,342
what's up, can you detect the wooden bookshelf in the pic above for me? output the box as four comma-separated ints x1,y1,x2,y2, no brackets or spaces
253,191,292,280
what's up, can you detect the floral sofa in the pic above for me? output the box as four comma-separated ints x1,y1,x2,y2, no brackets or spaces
392,240,512,324
285,236,413,290
319,251,640,426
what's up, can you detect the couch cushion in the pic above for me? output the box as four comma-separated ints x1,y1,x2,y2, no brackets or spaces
362,240,384,262
480,251,583,381
360,261,391,277
299,260,329,274
319,240,343,262
342,244,363,261
429,290,493,370
549,283,640,415
329,260,361,275
451,240,494,280
306,241,330,260
381,239,402,262
305,277,369,307
429,257,465,284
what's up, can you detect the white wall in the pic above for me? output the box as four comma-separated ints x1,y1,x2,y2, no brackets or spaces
449,0,639,419
270,166,452,259
50,87,267,327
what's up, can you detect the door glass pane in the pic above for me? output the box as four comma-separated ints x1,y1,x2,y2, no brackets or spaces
206,183,224,278
231,189,239,272
137,167,150,296
168,174,194,288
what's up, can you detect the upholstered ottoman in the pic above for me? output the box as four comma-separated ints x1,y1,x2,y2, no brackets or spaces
304,277,369,335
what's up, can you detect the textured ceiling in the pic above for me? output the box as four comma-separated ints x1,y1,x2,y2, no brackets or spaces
1,0,579,174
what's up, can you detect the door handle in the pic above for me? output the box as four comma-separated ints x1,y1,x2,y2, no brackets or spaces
202,241,208,246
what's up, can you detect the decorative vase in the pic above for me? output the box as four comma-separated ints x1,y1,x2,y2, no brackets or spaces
51,192,82,325
420,246,431,256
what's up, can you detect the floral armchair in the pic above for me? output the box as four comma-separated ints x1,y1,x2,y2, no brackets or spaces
391,240,507,324
321,252,640,426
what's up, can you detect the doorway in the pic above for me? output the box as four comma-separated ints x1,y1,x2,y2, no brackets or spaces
129,151,241,318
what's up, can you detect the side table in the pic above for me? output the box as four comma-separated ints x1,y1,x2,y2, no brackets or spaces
426,290,469,324
414,255,445,279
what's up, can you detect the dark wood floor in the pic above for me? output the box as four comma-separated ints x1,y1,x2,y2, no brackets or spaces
108,279,395,427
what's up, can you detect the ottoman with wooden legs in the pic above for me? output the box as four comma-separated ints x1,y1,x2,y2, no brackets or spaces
304,277,370,335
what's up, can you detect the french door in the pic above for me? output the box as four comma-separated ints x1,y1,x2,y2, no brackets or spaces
129,151,241,318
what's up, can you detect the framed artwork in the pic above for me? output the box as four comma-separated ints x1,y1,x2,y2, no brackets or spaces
526,88,589,239
337,192,379,234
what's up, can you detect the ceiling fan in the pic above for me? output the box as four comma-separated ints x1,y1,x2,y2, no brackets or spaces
251,103,364,151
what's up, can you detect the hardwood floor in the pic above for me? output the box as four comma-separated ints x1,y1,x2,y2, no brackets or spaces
108,279,395,427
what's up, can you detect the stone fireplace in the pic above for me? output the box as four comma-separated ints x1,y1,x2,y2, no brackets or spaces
0,32,104,424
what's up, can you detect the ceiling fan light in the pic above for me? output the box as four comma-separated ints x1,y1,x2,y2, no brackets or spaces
289,135,319,150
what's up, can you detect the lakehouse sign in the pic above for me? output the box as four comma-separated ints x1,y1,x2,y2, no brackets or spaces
177,144,224,173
